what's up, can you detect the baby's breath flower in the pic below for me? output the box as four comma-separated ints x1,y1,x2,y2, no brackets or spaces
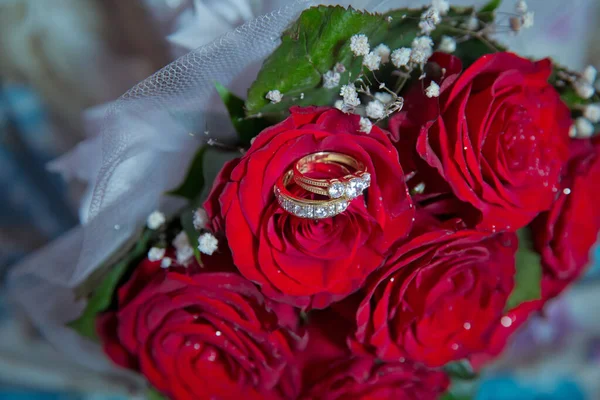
334,100,344,110
574,79,595,99
363,52,382,71
366,100,386,119
148,247,166,262
147,211,166,230
359,117,373,134
373,44,391,64
193,208,208,230
323,70,341,89
266,90,282,104
160,257,172,268
419,8,441,34
391,48,411,68
583,65,597,83
350,34,370,56
522,11,534,29
584,104,600,123
515,0,528,14
411,36,434,64
375,92,393,104
425,81,440,98
463,15,479,31
340,84,360,107
432,0,450,15
439,36,456,53
335,63,346,73
575,117,594,138
176,246,194,265
198,232,219,255
172,231,190,249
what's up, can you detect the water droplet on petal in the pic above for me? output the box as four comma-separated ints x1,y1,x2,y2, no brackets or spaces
563,188,571,195
463,322,471,330
501,316,513,328
193,343,200,350
451,343,459,350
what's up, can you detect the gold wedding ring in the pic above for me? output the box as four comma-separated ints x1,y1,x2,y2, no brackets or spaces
274,170,349,219
293,152,371,199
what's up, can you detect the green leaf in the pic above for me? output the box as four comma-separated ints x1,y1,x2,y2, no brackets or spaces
444,360,477,381
245,6,422,117
67,230,153,340
214,82,269,144
505,229,542,311
167,146,208,201
478,0,502,21
147,388,167,400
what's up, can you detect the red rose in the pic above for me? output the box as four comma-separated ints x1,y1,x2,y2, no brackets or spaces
532,137,600,293
390,52,571,231
205,106,414,309
299,311,449,400
351,224,516,367
97,252,306,400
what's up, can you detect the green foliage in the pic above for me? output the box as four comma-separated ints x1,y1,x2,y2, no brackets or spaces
147,388,166,400
478,0,502,22
506,229,542,311
215,82,269,145
444,360,477,381
245,6,422,117
67,230,153,340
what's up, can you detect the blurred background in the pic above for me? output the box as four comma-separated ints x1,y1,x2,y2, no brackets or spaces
0,0,599,399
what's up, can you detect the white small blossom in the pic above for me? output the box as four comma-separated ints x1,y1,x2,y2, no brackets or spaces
147,211,166,230
359,117,373,134
362,52,381,71
160,257,172,268
193,208,208,231
515,0,528,14
323,70,341,89
432,0,450,15
574,79,595,99
386,16,393,23
375,92,394,104
439,36,456,53
569,124,577,138
425,81,440,98
584,104,600,123
334,100,344,110
411,36,434,64
176,245,194,265
373,44,391,64
335,63,346,73
198,232,219,255
340,84,360,107
583,65,597,83
522,11,534,29
350,34,370,56
419,8,441,34
172,231,190,249
266,90,282,104
148,247,166,262
575,117,594,138
391,48,411,68
463,16,479,31
366,100,386,119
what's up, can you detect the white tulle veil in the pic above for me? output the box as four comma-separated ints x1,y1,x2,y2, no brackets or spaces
7,0,592,389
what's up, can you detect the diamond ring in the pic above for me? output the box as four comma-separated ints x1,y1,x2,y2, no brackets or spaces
293,152,371,200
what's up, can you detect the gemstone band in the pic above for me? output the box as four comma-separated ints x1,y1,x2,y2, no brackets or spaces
274,170,349,219
293,152,371,200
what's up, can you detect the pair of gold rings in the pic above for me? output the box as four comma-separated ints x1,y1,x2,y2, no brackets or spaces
273,152,371,219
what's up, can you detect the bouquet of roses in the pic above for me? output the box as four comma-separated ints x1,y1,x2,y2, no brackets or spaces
12,0,600,399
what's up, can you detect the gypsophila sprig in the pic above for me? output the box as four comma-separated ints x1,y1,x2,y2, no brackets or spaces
323,70,341,89
375,92,393,104
439,36,456,53
366,100,386,119
522,12,534,29
198,232,219,255
340,84,361,108
432,0,450,15
391,48,412,68
359,117,373,133
147,211,166,230
373,44,391,64
574,79,595,100
515,0,528,14
160,257,172,268
425,81,440,98
266,90,282,104
350,34,370,56
574,117,594,138
193,208,208,231
363,52,382,71
411,36,434,65
419,7,441,34
583,66,597,83
584,104,600,123
148,247,166,262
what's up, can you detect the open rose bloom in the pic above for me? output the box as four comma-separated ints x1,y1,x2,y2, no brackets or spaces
8,0,600,399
